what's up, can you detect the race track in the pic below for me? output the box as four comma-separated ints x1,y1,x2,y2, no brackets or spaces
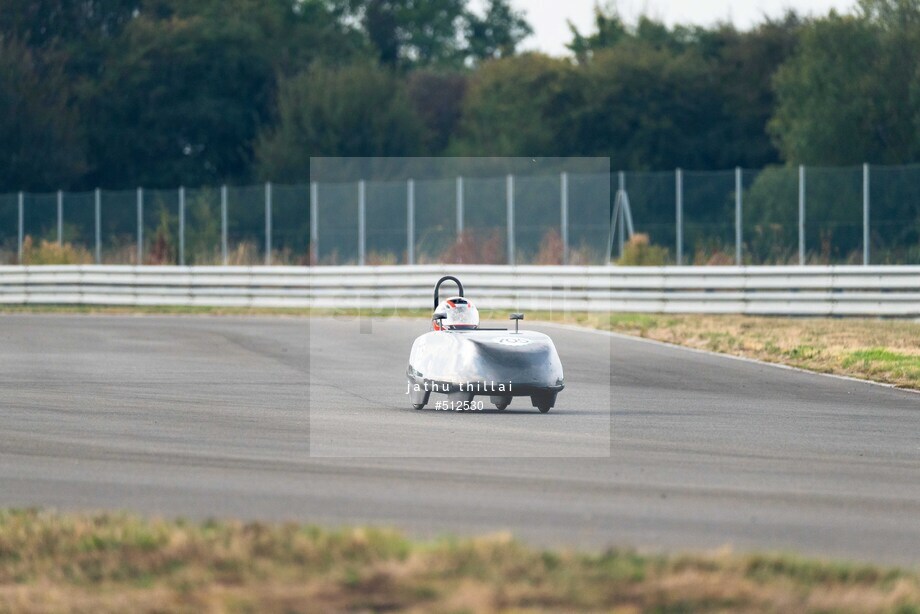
1,314,919,566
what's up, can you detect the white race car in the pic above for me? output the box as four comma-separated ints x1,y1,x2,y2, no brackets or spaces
406,276,564,412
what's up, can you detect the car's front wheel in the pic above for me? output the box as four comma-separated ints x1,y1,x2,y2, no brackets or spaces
491,395,511,411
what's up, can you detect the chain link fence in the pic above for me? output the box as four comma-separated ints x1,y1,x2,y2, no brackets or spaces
1,163,918,265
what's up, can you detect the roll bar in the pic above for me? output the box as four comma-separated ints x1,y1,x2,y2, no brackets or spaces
433,276,464,310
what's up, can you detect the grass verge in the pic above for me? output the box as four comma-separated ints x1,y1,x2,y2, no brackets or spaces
0,510,917,613
549,312,920,391
2,305,919,390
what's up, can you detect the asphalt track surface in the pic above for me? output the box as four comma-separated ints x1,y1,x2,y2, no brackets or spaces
1,314,919,566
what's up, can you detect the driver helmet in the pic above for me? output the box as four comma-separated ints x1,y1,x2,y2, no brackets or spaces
433,297,480,331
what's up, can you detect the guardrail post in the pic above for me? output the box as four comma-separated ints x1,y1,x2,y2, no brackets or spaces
56,190,63,245
220,185,227,265
137,187,143,265
735,167,742,266
94,188,101,264
456,176,464,236
265,181,272,266
310,181,318,265
506,174,515,265
17,191,23,263
561,172,568,265
179,186,185,266
407,179,415,265
863,163,870,266
798,165,805,266
358,180,366,266
676,168,683,266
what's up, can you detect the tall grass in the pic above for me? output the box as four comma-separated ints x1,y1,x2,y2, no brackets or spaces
20,237,92,265
0,510,917,613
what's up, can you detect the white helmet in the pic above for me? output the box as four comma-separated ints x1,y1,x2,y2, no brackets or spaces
433,296,480,330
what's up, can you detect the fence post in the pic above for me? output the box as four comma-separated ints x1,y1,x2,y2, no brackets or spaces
735,167,742,266
358,180,366,266
560,172,568,265
506,174,515,266
798,165,805,266
265,181,272,266
137,187,143,265
57,190,63,245
456,176,464,237
676,168,683,266
613,171,626,260
407,179,415,265
863,163,870,266
310,181,318,265
179,186,185,266
17,191,23,264
220,185,228,265
94,188,101,264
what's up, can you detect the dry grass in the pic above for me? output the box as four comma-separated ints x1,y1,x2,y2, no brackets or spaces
19,237,93,265
0,510,917,613
539,312,920,390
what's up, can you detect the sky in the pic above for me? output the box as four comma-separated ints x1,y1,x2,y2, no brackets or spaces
506,0,857,56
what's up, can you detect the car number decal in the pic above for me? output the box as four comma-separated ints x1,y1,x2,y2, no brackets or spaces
494,337,532,346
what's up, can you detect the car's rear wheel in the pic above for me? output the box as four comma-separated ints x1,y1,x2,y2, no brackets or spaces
531,393,556,414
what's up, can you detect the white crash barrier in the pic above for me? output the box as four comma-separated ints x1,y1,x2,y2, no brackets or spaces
0,264,918,315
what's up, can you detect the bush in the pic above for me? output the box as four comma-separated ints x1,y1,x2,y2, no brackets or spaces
147,207,176,265
616,233,669,266
440,229,504,264
21,236,92,265
534,228,564,265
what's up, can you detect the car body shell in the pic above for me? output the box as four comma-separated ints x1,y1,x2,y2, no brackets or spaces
407,327,564,410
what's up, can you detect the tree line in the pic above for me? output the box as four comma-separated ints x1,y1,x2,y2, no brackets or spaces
1,0,919,193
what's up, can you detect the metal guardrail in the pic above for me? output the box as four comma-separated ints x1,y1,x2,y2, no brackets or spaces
0,265,918,315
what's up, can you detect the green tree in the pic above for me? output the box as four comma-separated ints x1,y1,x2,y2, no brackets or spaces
568,7,699,60
0,0,142,101
704,14,802,168
450,54,577,156
771,0,920,164
567,6,629,62
158,0,366,76
770,14,882,164
3,0,367,190
344,0,467,67
465,0,532,62
566,8,799,169
571,42,724,169
343,0,531,68
0,39,85,191
406,70,468,153
256,62,424,181
83,0,370,189
0,0,138,49
84,13,276,188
